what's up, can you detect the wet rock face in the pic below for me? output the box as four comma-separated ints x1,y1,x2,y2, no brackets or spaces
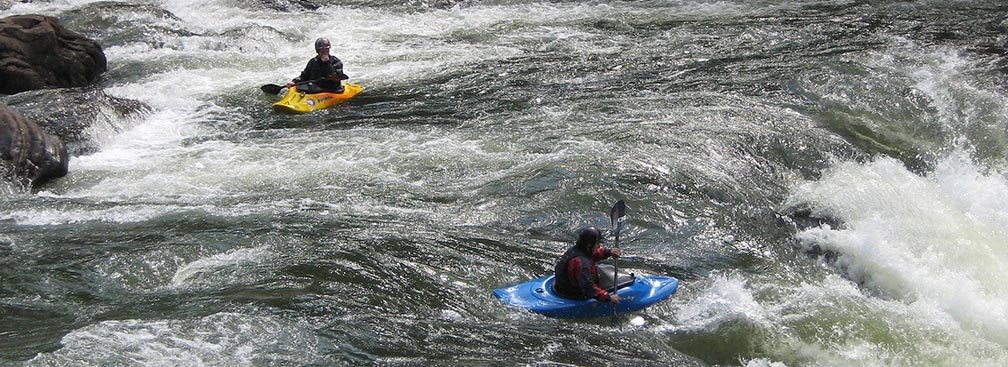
0,14,107,95
0,15,111,187
0,104,68,187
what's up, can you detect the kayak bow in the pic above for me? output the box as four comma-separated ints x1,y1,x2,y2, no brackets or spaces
271,82,363,114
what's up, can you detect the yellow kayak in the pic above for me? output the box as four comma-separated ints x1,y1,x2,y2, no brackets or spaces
271,82,364,114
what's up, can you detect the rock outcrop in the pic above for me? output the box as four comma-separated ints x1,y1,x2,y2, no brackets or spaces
0,14,109,187
0,104,68,186
0,14,107,95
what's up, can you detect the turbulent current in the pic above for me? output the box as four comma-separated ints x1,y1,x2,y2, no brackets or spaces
2,1,1008,366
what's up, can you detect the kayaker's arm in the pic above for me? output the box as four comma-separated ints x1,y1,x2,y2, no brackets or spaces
573,260,620,303
324,72,349,81
329,58,348,81
592,283,620,303
591,247,621,260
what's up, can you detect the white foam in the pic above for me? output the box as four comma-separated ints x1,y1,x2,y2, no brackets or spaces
672,273,769,331
745,359,789,367
439,309,463,321
0,205,170,226
0,0,95,16
787,151,1008,347
171,246,272,288
629,316,646,327
25,312,325,366
660,267,1008,365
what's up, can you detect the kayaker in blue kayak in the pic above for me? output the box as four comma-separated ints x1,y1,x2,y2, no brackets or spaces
286,37,348,93
552,227,622,303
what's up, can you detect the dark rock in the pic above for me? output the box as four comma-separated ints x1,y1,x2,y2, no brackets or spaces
0,104,68,187
253,0,323,11
0,14,107,95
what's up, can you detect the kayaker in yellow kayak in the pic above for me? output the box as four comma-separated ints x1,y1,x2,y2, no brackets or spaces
286,38,348,93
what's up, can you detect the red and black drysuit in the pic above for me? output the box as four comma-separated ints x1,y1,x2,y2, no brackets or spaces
552,245,617,302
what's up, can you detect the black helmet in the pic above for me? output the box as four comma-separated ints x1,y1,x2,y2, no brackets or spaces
576,226,603,250
314,38,331,50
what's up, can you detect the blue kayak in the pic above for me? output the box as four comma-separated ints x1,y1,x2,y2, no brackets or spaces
493,272,679,319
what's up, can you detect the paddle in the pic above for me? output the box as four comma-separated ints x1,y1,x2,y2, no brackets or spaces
260,73,350,95
260,78,319,95
609,200,627,322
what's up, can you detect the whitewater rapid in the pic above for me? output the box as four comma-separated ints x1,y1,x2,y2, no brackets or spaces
3,1,1008,366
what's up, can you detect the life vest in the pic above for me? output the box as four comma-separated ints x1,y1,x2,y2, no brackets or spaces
552,245,608,301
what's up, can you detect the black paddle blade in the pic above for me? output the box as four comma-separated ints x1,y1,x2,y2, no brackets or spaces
260,84,284,95
610,200,627,232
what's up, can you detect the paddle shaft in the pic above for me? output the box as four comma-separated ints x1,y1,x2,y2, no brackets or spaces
609,200,627,323
260,79,316,95
611,223,621,319
260,76,345,95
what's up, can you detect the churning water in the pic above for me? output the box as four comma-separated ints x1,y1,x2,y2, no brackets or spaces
2,1,1008,366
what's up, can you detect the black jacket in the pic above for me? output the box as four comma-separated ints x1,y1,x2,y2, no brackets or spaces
295,55,348,92
553,245,614,302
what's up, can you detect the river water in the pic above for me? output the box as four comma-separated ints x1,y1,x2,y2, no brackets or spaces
2,0,1007,366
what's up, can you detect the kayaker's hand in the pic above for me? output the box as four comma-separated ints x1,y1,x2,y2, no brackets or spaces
286,81,295,87
324,73,348,81
609,294,621,303
610,248,621,258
